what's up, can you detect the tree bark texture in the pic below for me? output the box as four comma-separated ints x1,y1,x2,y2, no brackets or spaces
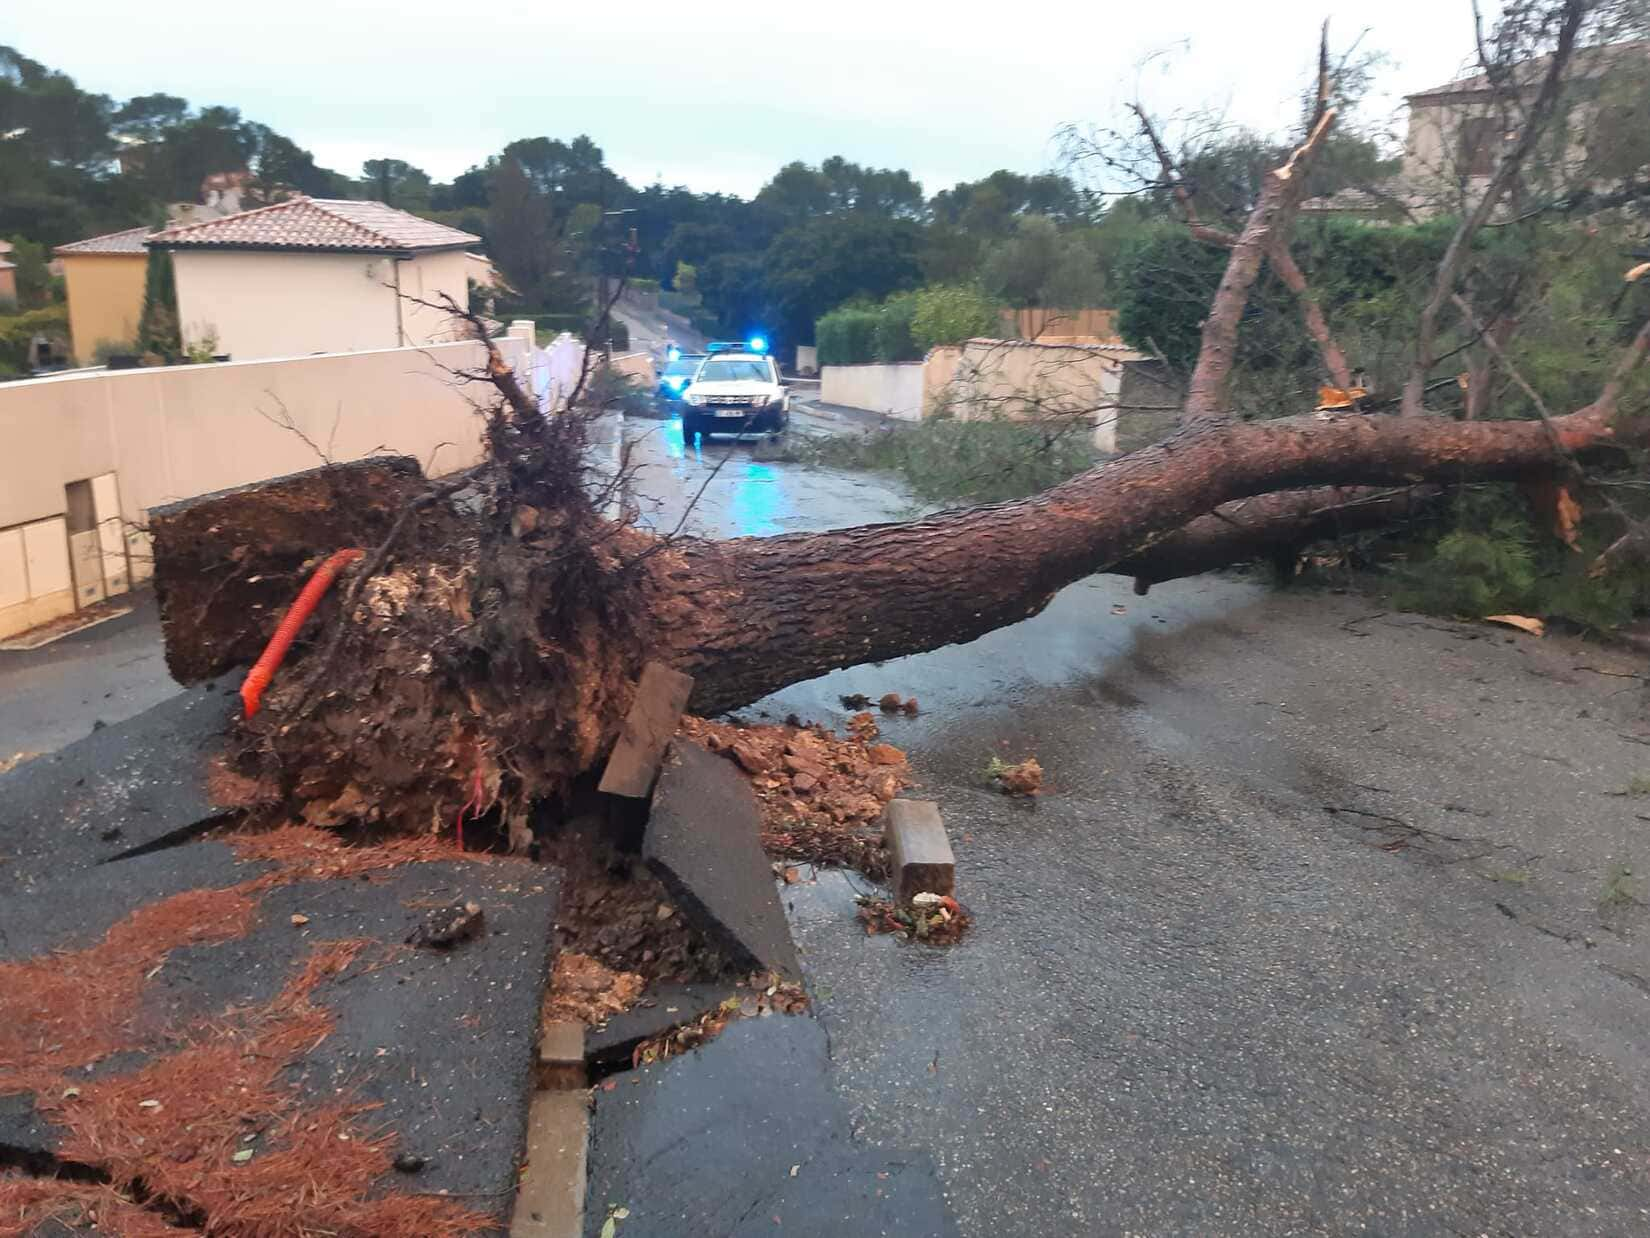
648,405,1616,713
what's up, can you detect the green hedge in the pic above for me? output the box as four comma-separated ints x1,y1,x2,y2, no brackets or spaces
818,286,988,365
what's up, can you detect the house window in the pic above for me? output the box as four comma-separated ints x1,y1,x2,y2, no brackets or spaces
1458,116,1499,177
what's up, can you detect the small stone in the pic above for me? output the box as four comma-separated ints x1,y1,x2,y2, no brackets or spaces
791,771,818,795
902,697,920,715
290,914,309,927
879,693,904,713
868,744,906,767
393,1153,428,1174
656,903,674,921
406,900,485,949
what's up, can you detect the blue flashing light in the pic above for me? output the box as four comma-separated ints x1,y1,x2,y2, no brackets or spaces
747,335,768,354
667,376,686,390
667,346,681,361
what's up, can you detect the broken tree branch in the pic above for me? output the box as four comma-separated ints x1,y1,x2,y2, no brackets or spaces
1132,40,1356,399
1183,104,1337,423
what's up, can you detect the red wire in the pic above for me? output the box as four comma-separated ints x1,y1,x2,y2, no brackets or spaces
239,548,364,718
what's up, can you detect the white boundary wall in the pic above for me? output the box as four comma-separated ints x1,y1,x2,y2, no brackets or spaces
820,362,924,421
0,337,528,640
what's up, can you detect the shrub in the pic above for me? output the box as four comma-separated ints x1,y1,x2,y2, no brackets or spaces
816,305,881,366
0,305,69,376
818,295,927,365
1389,483,1650,631
911,285,998,351
872,293,920,363
1393,528,1537,618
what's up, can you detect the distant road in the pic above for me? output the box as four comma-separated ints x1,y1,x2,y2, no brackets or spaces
612,291,708,361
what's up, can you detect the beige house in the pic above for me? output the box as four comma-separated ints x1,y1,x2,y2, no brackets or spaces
54,226,153,365
145,198,481,361
1305,39,1650,221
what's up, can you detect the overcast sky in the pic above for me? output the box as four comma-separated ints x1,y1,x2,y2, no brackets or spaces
8,0,1486,199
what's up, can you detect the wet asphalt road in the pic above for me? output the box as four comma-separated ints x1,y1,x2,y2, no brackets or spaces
6,417,1650,1235
765,585,1650,1237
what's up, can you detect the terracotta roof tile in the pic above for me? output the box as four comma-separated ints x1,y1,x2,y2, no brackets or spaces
147,197,479,253
54,225,155,256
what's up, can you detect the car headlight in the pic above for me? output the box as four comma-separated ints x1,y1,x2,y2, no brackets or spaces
684,393,705,406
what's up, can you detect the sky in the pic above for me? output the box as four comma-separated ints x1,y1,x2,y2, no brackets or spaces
7,0,1486,200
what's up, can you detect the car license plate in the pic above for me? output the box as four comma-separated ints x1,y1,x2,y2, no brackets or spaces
713,409,750,418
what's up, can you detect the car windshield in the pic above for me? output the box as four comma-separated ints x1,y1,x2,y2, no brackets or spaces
664,357,700,377
696,359,771,383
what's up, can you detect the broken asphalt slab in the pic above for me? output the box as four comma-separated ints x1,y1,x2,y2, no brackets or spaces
0,680,238,890
643,740,800,980
584,1014,957,1237
0,838,559,1232
583,981,733,1071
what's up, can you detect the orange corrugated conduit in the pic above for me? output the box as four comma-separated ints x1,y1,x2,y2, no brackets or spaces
239,548,365,718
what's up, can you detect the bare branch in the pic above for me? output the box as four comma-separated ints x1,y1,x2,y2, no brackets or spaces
1400,0,1588,417
1268,245,1356,391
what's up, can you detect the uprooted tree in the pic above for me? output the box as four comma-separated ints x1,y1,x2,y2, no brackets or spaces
153,0,1649,840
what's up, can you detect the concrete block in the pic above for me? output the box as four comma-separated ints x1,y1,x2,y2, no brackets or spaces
537,1020,586,1091
644,740,800,979
883,799,955,903
598,662,695,799
511,1088,589,1238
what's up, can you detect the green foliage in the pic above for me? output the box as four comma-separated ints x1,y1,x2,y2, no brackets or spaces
137,246,181,361
815,305,881,366
91,337,138,364
671,261,697,296
762,214,923,346
980,215,1105,310
361,158,431,210
798,418,1096,505
1393,528,1537,619
0,305,69,376
4,236,55,308
1390,486,1650,632
910,285,997,350
872,293,919,363
818,284,998,365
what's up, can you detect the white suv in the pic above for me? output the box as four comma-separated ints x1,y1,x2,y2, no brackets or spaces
681,352,790,441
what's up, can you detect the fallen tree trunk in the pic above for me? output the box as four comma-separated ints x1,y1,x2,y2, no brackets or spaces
654,406,1616,713
152,399,1617,836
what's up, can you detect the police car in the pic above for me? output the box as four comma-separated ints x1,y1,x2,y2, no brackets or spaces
680,336,790,441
